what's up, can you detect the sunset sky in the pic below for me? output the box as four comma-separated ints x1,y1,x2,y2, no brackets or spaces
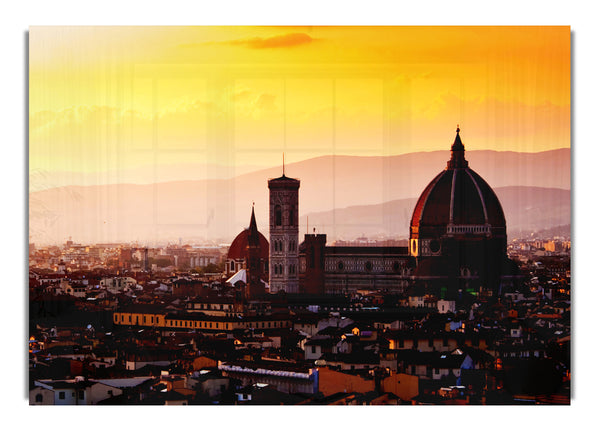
29,26,570,190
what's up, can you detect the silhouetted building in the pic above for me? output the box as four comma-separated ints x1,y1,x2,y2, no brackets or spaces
299,128,519,298
246,205,267,299
299,239,414,295
409,127,511,297
298,233,326,295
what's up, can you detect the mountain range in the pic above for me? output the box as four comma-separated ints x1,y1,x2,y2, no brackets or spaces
29,149,570,245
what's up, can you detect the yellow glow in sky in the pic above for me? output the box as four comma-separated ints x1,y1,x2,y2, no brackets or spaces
29,26,570,188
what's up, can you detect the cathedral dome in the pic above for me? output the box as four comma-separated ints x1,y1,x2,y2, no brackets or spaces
227,228,269,261
410,128,506,237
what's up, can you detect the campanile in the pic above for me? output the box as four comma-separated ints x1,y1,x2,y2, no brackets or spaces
268,164,300,293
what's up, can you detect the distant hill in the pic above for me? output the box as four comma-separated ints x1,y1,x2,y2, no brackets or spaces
29,149,570,245
301,186,571,241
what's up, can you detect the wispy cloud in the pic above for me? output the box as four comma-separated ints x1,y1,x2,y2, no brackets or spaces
228,33,314,49
182,32,315,50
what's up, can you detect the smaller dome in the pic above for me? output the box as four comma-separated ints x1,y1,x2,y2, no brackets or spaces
227,229,269,261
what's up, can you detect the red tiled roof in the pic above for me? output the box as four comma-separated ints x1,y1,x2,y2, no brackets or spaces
227,229,269,260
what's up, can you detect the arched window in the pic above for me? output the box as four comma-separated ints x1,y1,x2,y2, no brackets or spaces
289,207,294,226
309,246,315,268
35,393,43,403
275,205,282,226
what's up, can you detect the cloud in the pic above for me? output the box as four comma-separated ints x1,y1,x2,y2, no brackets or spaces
254,93,277,111
29,105,127,134
223,33,314,49
178,33,314,50
157,97,211,118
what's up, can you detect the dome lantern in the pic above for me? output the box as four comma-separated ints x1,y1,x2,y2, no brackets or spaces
447,125,469,169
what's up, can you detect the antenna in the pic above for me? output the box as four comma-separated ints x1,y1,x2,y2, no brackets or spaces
283,153,285,176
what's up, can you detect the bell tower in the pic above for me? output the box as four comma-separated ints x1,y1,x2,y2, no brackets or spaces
268,158,300,293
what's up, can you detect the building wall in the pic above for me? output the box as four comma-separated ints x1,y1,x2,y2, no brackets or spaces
192,356,218,371
29,387,55,405
299,244,413,295
299,234,326,295
89,383,122,404
199,377,230,398
293,321,320,337
389,337,457,352
47,386,87,405
304,344,324,361
432,368,460,381
100,277,136,293
437,300,456,314
222,371,315,395
317,367,375,397
381,372,419,402
113,311,165,327
112,310,291,333
126,360,172,371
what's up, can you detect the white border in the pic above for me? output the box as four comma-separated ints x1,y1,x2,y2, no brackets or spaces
5,1,596,429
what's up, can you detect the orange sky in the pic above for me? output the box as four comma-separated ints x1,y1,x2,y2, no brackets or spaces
29,26,570,190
